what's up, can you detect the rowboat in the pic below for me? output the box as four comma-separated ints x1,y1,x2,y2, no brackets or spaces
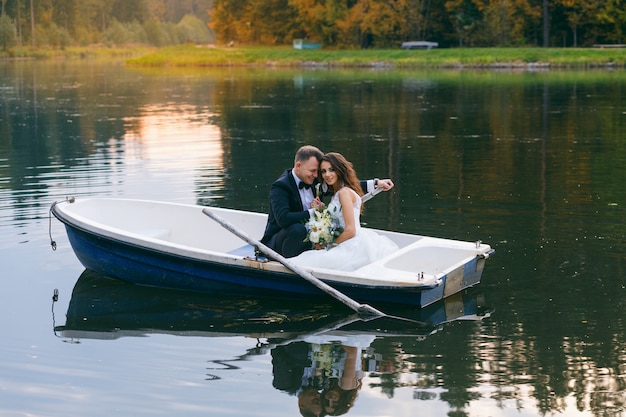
53,269,493,341
50,197,494,308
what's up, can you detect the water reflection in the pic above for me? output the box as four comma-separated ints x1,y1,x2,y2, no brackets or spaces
53,269,492,416
54,269,489,340
3,61,626,416
273,340,369,417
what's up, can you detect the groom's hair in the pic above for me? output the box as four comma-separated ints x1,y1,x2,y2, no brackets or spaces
295,145,323,165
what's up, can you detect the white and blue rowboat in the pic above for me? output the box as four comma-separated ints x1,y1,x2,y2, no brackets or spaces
51,197,494,308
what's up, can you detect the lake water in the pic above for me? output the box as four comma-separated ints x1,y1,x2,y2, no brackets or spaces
1,60,625,417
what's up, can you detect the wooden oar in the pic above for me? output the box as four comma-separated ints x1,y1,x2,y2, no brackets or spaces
202,208,386,318
361,184,385,203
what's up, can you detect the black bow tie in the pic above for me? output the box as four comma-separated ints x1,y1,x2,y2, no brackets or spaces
299,182,311,190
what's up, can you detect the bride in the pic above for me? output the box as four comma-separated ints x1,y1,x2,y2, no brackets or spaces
290,152,399,272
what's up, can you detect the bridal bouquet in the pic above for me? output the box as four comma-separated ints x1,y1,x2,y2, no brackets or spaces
304,207,343,249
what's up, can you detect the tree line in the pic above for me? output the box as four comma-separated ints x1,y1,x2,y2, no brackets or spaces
0,0,625,50
211,0,626,48
0,0,215,49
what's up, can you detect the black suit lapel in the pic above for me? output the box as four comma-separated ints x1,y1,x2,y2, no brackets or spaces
287,170,304,211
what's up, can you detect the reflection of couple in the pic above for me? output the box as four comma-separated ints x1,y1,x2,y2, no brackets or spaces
271,336,375,417
261,145,398,271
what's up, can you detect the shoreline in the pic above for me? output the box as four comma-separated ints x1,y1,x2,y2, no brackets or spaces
4,44,626,69
126,45,626,69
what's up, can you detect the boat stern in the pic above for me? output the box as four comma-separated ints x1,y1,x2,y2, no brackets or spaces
379,238,494,307
419,251,491,307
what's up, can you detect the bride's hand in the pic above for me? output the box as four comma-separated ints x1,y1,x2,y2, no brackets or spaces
313,243,324,250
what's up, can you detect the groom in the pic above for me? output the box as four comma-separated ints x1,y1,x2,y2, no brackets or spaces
261,145,394,258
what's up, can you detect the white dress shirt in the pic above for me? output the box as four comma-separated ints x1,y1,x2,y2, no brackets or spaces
292,171,315,215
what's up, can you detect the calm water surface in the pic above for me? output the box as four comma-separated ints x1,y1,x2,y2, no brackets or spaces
1,60,625,417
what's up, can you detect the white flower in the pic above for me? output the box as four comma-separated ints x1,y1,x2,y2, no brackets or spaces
304,207,343,249
309,229,322,243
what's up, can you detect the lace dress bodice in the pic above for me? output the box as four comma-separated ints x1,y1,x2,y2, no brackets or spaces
327,188,361,234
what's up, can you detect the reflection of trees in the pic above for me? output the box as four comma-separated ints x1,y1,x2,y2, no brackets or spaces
0,62,135,224
212,70,626,416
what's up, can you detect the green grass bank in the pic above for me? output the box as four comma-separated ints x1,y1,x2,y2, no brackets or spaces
0,45,154,60
127,44,626,68
5,44,626,68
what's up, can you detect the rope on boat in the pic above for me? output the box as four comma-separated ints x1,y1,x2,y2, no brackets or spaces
48,196,75,251
48,201,58,251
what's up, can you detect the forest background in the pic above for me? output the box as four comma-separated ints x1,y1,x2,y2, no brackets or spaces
0,0,625,53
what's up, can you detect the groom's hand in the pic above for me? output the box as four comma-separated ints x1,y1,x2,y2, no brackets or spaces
310,197,325,210
376,179,394,191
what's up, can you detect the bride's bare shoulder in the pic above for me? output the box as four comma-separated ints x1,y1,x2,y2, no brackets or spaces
338,187,358,201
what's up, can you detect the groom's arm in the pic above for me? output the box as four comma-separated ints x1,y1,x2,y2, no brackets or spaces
269,181,310,228
360,178,394,193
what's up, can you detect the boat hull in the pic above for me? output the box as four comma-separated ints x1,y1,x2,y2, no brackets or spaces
63,222,486,307
52,198,494,308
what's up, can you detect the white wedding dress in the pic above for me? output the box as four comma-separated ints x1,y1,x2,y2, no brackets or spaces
290,188,399,271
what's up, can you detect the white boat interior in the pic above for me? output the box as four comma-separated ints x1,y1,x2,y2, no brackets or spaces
54,198,493,289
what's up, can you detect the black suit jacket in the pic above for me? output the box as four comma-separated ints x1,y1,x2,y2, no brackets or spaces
261,169,369,245
261,169,311,244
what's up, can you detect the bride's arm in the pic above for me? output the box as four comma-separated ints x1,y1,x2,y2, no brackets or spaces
335,189,357,245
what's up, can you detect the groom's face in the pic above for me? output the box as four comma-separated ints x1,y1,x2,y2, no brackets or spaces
295,156,319,185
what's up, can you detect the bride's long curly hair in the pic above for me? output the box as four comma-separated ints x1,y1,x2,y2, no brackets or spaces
321,152,364,198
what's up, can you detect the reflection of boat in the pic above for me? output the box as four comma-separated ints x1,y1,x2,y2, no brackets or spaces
51,198,494,307
53,270,492,341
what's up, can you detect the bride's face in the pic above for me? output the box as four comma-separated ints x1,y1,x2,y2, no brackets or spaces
320,161,338,187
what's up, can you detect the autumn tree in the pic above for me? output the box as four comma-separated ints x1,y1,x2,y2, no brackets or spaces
339,0,410,47
445,0,541,46
210,0,254,43
482,0,541,46
595,0,626,44
552,0,598,46
288,0,348,45
247,0,299,44
1,0,626,48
